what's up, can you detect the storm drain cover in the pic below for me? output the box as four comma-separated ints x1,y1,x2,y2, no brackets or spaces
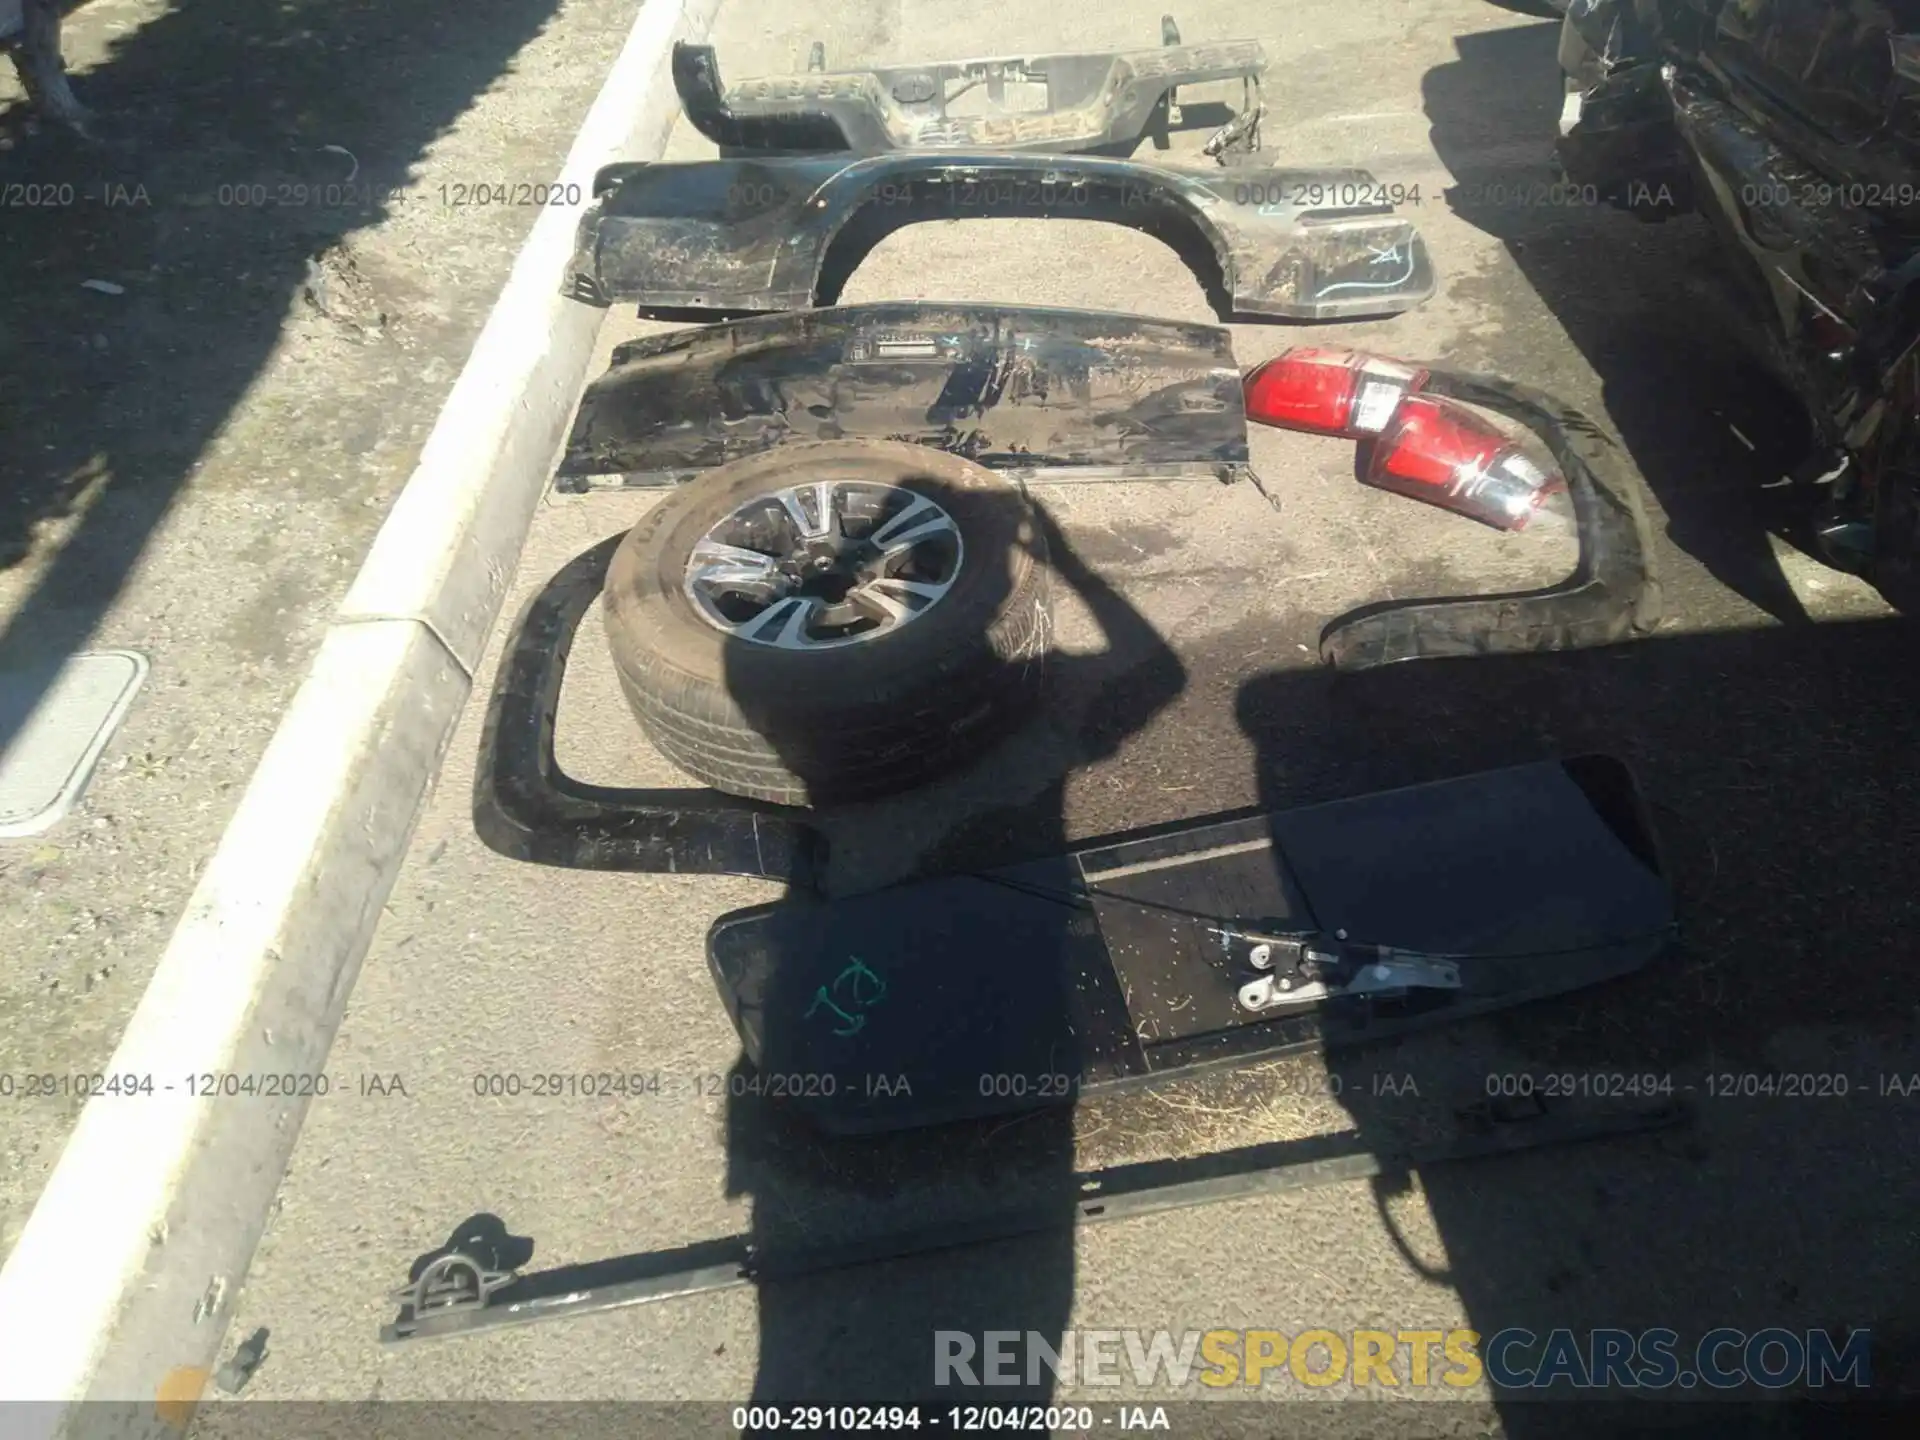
0,651,148,839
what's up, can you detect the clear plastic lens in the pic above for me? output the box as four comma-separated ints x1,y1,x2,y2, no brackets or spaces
1367,396,1565,530
1243,349,1428,437
1351,377,1408,433
1499,452,1549,488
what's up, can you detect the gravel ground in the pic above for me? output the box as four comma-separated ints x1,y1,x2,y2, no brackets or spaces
11,0,1920,1433
1,0,646,1260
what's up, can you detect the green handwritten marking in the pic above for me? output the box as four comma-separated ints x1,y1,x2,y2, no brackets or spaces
805,988,865,1037
836,957,887,1008
804,957,888,1037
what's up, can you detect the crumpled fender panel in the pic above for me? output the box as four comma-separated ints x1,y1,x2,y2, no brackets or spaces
671,38,1267,154
555,302,1250,488
565,153,1435,321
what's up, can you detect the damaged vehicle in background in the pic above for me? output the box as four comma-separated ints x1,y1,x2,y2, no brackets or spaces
1557,0,1920,607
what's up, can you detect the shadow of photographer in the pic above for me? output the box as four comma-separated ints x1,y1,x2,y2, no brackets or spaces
708,485,1187,1417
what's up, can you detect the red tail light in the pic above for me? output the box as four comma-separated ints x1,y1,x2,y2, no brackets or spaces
1243,347,1429,438
1366,394,1562,531
1805,309,1852,357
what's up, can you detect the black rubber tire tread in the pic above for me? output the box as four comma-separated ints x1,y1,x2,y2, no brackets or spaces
603,440,1052,806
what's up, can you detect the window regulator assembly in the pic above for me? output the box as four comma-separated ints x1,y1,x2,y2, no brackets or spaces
1216,926,1463,1013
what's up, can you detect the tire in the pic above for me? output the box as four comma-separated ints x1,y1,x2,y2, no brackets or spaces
602,440,1052,807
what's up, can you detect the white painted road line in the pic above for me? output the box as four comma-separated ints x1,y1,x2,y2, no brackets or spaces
0,0,721,1431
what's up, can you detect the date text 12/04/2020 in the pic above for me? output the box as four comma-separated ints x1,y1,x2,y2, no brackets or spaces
0,1072,407,1099
1481,1070,1920,1100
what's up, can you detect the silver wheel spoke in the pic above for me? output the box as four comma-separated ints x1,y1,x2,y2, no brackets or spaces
685,479,963,650
688,540,780,588
740,595,820,649
848,575,951,622
870,493,956,553
775,481,838,541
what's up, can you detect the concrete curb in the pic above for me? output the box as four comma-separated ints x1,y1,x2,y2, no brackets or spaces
0,0,720,1430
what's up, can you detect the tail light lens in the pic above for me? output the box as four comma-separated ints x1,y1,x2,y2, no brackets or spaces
1243,349,1564,531
1366,394,1563,531
1243,347,1429,438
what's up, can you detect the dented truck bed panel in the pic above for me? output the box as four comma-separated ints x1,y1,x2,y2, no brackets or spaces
556,303,1250,489
672,38,1266,155
565,153,1435,321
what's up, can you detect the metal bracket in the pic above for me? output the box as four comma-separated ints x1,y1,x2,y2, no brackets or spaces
380,1097,1688,1344
1204,82,1264,158
1212,927,1464,1013
391,1250,518,1325
1162,15,1185,126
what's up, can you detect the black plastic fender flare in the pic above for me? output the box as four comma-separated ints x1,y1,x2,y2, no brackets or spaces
471,534,828,887
568,152,1436,322
1319,368,1664,668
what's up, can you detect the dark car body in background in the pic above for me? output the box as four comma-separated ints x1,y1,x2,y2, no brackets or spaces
1558,0,1920,603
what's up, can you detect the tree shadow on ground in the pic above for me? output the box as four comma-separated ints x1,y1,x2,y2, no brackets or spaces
0,0,565,735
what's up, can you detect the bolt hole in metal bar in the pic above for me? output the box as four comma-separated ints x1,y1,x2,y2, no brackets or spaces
381,1100,1685,1342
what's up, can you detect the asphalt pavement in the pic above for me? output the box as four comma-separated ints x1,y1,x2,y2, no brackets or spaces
26,0,1920,1433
